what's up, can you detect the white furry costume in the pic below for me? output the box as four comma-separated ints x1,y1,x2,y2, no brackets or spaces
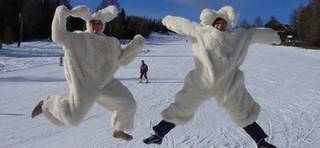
161,6,281,127
42,5,144,131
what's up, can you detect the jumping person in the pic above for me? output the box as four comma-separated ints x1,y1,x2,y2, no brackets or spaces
143,6,280,148
31,5,145,141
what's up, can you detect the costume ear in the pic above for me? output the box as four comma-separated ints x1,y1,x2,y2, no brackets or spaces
70,5,92,21
200,8,216,25
98,5,119,23
218,6,239,27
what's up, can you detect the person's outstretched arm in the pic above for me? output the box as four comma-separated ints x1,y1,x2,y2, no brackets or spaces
51,5,74,48
119,34,145,66
162,15,198,39
248,28,281,45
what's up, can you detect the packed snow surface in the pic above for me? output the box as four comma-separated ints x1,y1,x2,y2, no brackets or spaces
1,33,320,148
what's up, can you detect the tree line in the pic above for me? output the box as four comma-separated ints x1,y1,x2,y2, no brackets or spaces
238,0,320,48
0,0,168,48
0,0,71,46
1,0,319,48
239,16,294,44
95,8,168,39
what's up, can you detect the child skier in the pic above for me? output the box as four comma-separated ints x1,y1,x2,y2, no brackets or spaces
143,6,280,148
139,60,149,83
31,5,144,141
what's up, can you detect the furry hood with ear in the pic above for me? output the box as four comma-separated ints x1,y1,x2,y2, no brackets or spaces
200,6,239,28
70,5,119,33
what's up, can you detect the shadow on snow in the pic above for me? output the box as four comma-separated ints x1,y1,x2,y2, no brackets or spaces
0,76,65,82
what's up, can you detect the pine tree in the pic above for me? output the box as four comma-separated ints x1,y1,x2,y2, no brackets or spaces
252,16,263,27
290,5,304,38
96,0,120,11
240,19,251,29
20,0,71,40
265,16,280,28
60,0,71,8
0,0,26,42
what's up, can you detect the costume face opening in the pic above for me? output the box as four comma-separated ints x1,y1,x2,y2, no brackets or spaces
212,18,228,32
89,20,103,34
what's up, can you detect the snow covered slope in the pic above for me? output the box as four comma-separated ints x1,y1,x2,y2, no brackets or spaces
0,33,319,148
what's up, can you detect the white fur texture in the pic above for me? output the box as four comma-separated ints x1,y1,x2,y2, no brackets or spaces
161,9,280,127
200,6,239,28
44,5,144,131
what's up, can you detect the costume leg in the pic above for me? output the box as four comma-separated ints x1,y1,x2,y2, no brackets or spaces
144,71,209,144
41,88,95,126
218,71,261,128
222,84,261,128
96,79,137,131
220,71,275,147
161,71,209,125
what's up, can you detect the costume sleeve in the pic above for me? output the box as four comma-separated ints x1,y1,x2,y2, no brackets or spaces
51,5,76,49
162,15,198,39
119,34,145,66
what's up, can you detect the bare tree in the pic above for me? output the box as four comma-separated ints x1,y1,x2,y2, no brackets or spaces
292,0,320,46
310,0,320,45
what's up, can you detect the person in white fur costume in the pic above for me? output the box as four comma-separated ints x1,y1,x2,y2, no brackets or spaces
31,5,145,141
143,6,279,148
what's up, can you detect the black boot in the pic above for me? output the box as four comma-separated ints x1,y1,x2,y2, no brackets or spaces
244,122,276,148
257,139,277,148
31,100,44,118
143,120,176,145
143,134,163,145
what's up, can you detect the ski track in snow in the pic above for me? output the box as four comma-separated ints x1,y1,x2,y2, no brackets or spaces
0,33,320,148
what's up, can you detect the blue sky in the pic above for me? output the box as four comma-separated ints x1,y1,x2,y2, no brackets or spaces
69,0,310,25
